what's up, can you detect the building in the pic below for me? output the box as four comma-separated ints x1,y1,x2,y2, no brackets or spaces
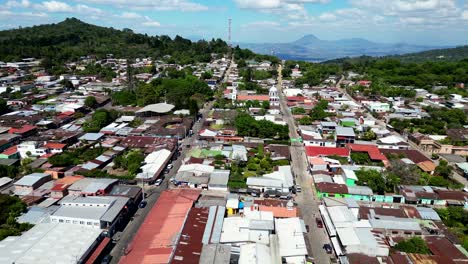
67,178,118,196
14,172,52,196
119,189,201,264
335,127,356,147
367,102,390,113
208,169,230,191
0,223,102,264
275,217,308,263
50,195,130,237
269,86,280,107
136,148,172,183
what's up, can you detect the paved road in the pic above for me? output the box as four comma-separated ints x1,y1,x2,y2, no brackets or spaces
109,69,222,263
277,65,332,264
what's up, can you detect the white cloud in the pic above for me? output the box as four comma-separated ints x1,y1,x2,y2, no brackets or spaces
5,0,31,8
35,1,73,12
241,20,281,27
120,12,141,19
235,0,282,9
75,0,209,12
318,13,336,21
462,10,468,20
400,17,426,24
142,20,161,27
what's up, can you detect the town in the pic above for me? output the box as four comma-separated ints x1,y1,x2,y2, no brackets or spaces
0,21,467,264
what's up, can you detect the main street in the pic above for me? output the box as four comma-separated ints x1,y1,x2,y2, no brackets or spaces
109,60,231,263
277,64,332,264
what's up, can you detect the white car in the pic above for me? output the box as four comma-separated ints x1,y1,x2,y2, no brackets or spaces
167,164,173,170
154,179,163,186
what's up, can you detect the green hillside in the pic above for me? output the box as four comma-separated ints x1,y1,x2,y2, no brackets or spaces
0,18,229,64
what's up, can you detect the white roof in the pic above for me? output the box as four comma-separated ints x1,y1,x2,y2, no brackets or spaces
275,218,307,258
239,243,272,264
261,166,294,188
199,129,217,137
246,177,283,188
0,223,102,264
14,173,50,187
137,149,172,179
136,103,174,114
178,164,215,175
0,177,13,188
342,169,358,181
379,135,405,144
220,217,270,244
79,133,104,141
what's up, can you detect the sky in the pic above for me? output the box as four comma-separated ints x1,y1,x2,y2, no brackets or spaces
1,0,468,45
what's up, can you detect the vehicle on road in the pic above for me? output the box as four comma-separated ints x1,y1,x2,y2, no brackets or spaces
138,201,147,208
167,164,173,170
101,255,112,264
305,225,310,233
154,179,163,186
316,217,323,228
295,185,302,193
323,243,333,254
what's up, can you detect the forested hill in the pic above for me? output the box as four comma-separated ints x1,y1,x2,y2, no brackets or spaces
324,45,468,64
0,18,229,64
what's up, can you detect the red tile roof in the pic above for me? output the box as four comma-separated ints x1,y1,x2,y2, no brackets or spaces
236,95,270,101
434,190,468,201
8,125,37,135
171,207,209,264
287,96,305,102
119,189,200,264
305,146,349,157
425,236,467,261
51,183,68,191
44,142,67,149
347,144,388,161
1,145,17,155
316,182,348,194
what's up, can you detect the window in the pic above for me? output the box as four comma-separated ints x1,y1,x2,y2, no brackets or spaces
59,219,64,223
73,220,78,224
66,220,70,223
87,222,92,225
80,221,84,225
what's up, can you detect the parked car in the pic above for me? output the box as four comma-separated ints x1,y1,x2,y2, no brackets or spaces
139,201,147,208
305,225,310,233
323,244,333,254
154,179,163,186
316,217,323,228
101,255,112,264
295,185,302,193
167,164,173,170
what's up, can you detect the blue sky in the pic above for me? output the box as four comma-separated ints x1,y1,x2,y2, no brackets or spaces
1,0,467,45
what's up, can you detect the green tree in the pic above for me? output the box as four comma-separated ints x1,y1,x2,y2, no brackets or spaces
393,237,431,254
0,99,9,115
356,169,386,194
84,96,98,108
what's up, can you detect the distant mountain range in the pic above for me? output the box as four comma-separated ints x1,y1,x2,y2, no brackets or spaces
238,34,452,62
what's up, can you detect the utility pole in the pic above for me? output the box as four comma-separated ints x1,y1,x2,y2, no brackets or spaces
228,18,232,48
127,58,134,91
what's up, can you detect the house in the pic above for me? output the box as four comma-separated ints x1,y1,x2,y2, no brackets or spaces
366,102,390,113
8,124,38,138
246,166,294,193
208,169,230,192
51,195,130,237
347,144,388,166
14,173,52,196
67,178,118,196
335,127,356,147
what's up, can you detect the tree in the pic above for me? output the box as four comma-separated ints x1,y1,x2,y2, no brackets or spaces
435,159,452,178
393,237,431,254
84,96,98,108
386,161,421,185
356,169,386,194
0,99,9,115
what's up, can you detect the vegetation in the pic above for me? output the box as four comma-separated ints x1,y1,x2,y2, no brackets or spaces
0,18,232,66
355,169,386,194
48,146,105,167
351,152,383,166
389,107,466,135
309,100,330,121
283,60,341,86
0,194,33,241
84,96,98,108
83,109,120,132
228,144,290,189
393,237,431,254
78,64,116,81
111,75,211,112
0,165,19,179
234,112,289,140
113,150,145,176
434,206,468,251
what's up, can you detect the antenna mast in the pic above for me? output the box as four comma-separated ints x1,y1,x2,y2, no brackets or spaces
228,18,232,47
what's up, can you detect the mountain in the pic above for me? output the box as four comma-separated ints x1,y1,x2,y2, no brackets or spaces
0,18,230,64
238,34,449,62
